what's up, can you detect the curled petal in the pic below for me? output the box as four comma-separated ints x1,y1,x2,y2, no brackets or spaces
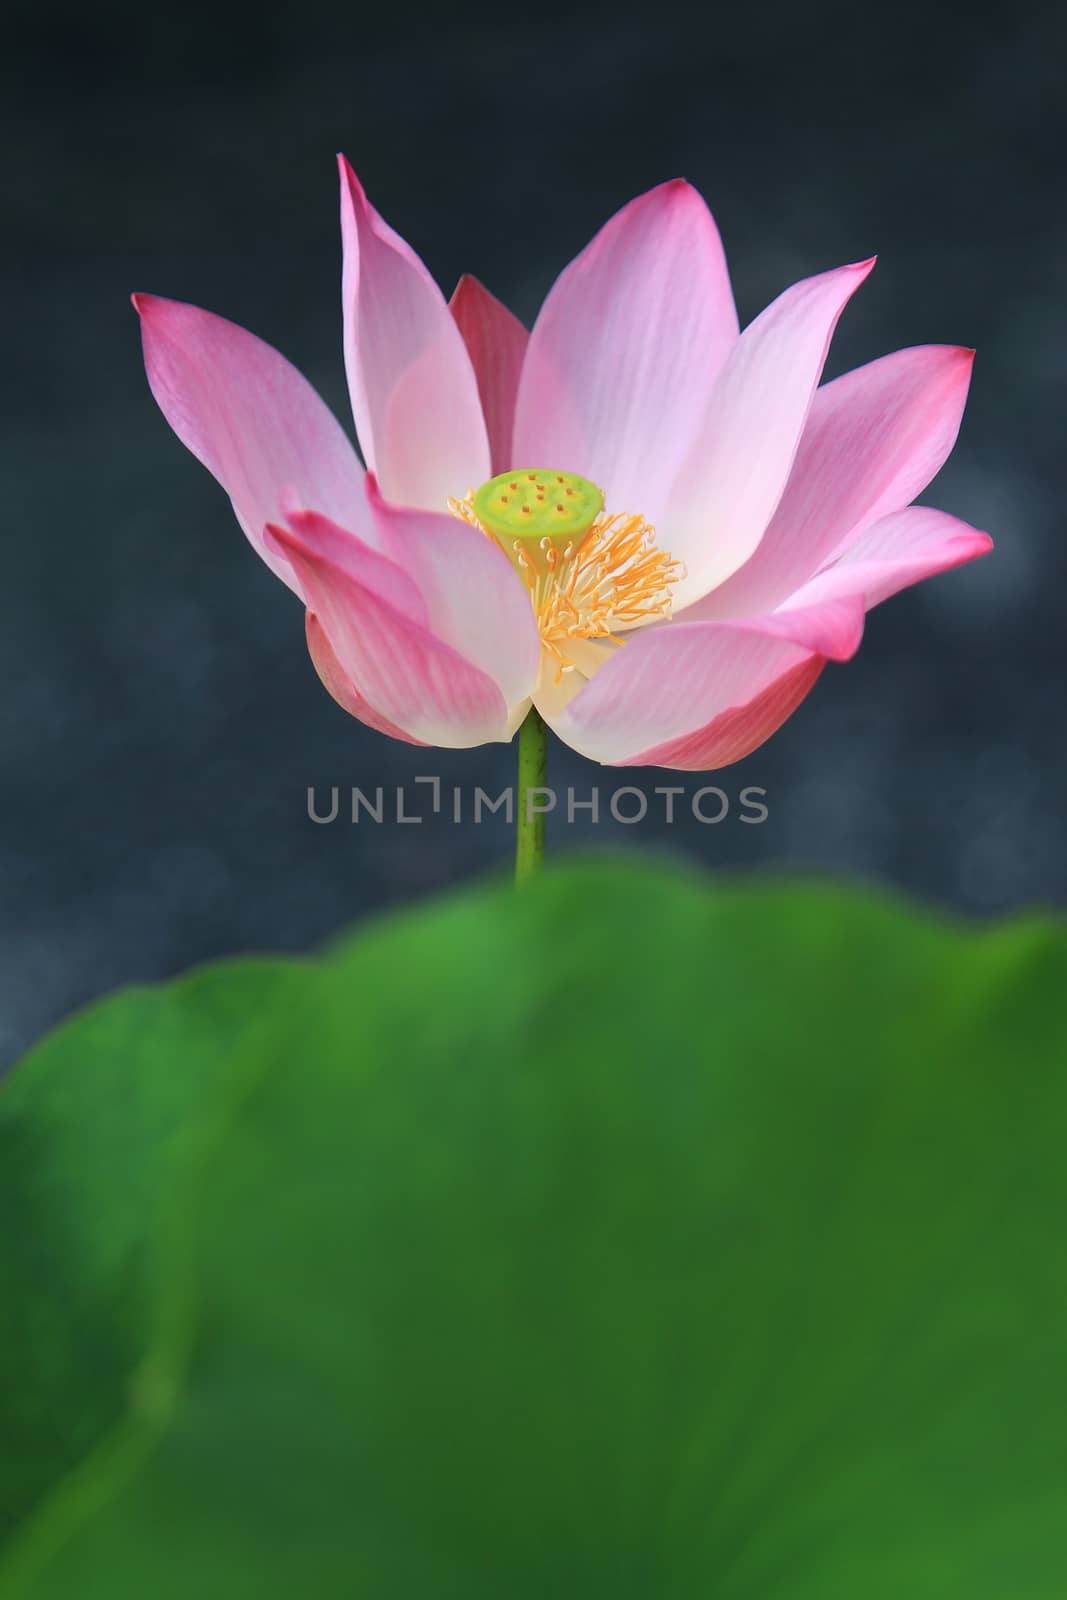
134,294,366,594
365,475,541,715
339,157,489,509
268,511,510,748
626,656,826,771
306,614,427,745
541,599,864,768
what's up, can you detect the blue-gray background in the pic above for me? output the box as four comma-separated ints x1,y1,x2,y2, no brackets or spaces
3,0,1062,1062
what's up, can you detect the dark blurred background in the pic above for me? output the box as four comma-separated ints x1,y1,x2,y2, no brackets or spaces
2,0,1063,1062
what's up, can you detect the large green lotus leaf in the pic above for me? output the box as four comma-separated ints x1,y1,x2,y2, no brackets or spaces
2,861,1065,1597
0,958,306,1546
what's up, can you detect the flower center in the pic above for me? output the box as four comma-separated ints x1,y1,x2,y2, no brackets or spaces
472,467,604,545
449,468,684,680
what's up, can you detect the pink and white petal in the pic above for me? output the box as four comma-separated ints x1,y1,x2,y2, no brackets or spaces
503,697,534,739
339,158,489,509
512,180,738,527
780,506,993,614
541,599,865,767
268,513,509,747
531,638,622,724
365,475,541,712
306,613,427,745
665,259,876,612
267,515,508,752
684,344,976,621
134,294,366,594
626,656,826,770
449,275,528,476
281,507,428,623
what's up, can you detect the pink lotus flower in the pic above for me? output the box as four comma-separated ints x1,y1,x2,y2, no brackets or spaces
135,159,991,768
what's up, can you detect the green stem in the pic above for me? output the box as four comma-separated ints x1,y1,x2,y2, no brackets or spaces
515,705,548,885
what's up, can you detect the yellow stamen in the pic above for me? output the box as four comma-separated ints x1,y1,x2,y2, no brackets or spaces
448,470,685,683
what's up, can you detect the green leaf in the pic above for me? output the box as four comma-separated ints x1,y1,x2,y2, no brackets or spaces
2,862,1066,1597
0,958,306,1546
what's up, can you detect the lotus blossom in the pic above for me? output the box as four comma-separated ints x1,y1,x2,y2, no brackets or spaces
135,159,991,768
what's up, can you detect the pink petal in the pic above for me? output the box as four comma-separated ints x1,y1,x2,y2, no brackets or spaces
338,158,489,509
267,510,509,747
305,614,427,745
283,504,428,621
782,506,994,614
542,600,864,768
666,260,875,611
683,345,976,621
627,657,826,770
449,275,529,476
134,294,366,595
365,474,540,714
512,180,738,527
